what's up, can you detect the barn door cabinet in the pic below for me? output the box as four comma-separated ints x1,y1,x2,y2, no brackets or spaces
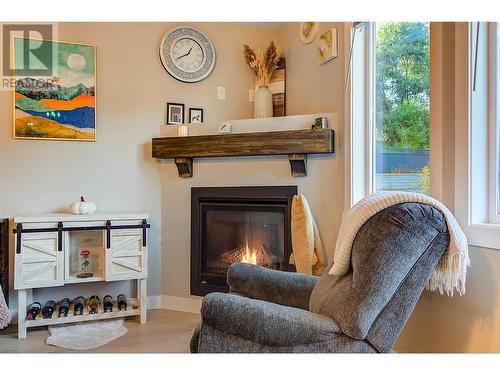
13,212,149,339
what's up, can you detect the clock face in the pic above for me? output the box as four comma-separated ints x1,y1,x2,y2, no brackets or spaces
160,27,216,83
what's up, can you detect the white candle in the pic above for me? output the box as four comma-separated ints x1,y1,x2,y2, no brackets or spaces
178,125,188,136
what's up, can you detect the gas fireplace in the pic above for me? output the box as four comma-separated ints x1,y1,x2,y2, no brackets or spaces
191,186,297,296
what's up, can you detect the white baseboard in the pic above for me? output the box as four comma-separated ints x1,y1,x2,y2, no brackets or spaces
147,294,202,314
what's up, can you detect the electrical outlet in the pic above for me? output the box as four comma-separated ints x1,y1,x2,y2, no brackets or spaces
249,89,255,102
217,86,226,100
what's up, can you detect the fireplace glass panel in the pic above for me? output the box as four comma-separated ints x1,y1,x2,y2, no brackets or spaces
202,205,285,275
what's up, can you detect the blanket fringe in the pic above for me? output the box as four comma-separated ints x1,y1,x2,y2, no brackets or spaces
426,251,471,297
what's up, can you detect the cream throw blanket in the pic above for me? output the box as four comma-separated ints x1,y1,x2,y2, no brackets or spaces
330,191,470,296
290,194,326,276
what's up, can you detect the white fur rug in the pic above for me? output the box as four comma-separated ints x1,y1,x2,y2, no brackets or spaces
46,319,128,350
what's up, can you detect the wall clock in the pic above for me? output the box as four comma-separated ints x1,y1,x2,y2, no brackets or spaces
159,26,216,83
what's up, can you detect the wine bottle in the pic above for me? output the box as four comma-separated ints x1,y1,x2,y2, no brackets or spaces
42,300,56,319
26,302,41,320
88,295,100,314
74,296,86,315
103,295,113,313
58,298,70,317
117,294,127,311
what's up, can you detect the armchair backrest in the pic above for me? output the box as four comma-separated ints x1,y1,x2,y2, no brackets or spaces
309,203,449,352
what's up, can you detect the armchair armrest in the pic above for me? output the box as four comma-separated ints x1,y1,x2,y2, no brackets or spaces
227,263,318,310
201,292,340,347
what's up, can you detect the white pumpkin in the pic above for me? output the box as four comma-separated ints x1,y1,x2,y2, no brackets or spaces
71,196,97,215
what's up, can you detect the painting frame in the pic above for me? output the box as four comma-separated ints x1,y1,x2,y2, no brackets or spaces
12,37,97,142
166,102,185,125
189,108,204,124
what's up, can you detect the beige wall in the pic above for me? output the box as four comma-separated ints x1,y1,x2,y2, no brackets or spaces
277,23,344,116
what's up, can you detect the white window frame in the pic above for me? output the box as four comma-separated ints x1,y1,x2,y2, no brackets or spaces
489,22,500,224
344,22,375,210
454,22,500,249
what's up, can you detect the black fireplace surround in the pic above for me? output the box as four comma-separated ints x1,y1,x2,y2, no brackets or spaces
191,186,297,296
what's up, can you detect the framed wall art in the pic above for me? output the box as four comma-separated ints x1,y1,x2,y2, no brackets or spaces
166,102,185,125
189,108,204,124
13,38,96,141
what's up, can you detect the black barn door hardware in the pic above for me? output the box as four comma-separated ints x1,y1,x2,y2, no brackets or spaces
13,221,151,254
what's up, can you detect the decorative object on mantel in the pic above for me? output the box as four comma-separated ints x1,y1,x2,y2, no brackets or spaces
13,38,96,141
189,108,204,124
46,318,128,350
70,196,97,215
166,102,185,125
243,42,281,118
311,116,328,129
178,125,189,137
317,28,338,65
300,22,319,44
268,57,286,117
217,123,231,133
152,128,334,178
159,26,216,83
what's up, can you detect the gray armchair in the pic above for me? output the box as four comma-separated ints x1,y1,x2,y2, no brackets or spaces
190,203,450,353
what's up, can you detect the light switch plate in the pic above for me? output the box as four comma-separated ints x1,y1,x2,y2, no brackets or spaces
217,86,226,100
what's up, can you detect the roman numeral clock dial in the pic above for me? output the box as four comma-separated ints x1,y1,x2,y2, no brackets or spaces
160,26,216,83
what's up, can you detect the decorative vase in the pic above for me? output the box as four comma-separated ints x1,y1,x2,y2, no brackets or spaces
254,85,273,118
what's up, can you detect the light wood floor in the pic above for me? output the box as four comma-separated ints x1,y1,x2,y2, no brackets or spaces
0,309,200,353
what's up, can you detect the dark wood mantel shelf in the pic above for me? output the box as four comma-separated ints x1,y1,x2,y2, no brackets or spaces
152,128,334,177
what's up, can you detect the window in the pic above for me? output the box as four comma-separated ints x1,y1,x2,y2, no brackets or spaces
375,22,430,194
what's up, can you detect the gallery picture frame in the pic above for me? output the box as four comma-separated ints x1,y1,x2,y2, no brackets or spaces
189,108,204,124
166,102,185,125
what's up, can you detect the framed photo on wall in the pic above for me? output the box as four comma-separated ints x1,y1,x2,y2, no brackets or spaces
166,102,185,125
189,108,204,124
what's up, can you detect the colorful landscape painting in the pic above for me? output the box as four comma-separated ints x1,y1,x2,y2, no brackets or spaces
13,38,96,141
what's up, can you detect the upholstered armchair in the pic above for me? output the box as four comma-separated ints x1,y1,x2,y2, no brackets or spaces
190,203,450,353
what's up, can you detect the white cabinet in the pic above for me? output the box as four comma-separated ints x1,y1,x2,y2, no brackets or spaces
15,232,64,289
106,228,147,281
13,212,149,339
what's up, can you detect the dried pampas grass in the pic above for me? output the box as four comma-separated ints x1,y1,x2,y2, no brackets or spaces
243,41,281,87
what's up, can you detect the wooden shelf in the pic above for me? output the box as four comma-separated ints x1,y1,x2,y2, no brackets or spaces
152,128,334,177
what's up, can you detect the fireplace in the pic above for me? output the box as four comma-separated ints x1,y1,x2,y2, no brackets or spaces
191,186,297,296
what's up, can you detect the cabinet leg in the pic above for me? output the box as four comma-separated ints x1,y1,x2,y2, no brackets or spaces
17,289,27,339
138,278,147,324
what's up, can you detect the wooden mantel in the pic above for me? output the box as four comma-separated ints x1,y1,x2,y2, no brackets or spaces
152,128,334,177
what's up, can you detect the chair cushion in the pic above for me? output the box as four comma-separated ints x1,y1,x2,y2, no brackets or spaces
309,203,448,340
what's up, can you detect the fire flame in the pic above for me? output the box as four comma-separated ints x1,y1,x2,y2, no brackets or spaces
240,239,257,265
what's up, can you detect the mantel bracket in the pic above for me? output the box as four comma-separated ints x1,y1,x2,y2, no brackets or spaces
288,154,308,177
175,157,193,178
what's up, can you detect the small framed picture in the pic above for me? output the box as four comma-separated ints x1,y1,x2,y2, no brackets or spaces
317,28,338,65
189,108,204,124
166,102,185,125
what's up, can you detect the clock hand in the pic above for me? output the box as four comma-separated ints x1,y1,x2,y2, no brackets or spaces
176,47,193,60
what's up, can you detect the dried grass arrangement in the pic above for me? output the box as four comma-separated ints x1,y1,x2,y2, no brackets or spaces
243,41,281,87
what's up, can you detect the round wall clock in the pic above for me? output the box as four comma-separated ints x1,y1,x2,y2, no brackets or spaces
159,26,216,83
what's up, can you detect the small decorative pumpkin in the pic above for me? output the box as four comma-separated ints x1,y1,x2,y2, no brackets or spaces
71,196,97,215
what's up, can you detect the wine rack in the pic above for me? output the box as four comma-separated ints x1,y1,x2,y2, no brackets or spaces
26,298,141,328
13,212,149,339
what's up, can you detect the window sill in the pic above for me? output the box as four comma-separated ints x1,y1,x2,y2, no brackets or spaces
464,223,500,250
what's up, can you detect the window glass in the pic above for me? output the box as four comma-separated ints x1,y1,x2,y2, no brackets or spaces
375,22,430,193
